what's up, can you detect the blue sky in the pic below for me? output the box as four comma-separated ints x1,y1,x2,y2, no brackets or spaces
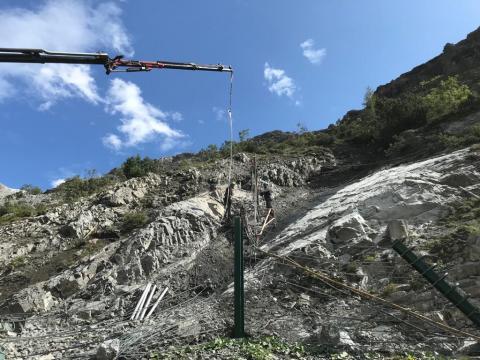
0,0,479,189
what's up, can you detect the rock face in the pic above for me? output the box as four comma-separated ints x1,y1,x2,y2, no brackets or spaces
112,193,223,285
0,183,17,200
1,285,55,314
377,26,480,97
250,148,480,349
1,147,479,358
259,155,333,187
263,149,477,256
99,174,164,207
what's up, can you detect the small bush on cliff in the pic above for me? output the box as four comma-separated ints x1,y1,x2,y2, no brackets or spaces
121,155,157,179
7,255,28,271
423,76,472,123
436,124,480,149
55,175,116,202
20,184,42,195
0,201,36,223
336,92,427,147
121,211,148,234
197,144,220,161
335,77,473,149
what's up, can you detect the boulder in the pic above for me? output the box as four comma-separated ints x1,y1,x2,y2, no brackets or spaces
319,325,355,346
102,186,145,207
96,339,120,360
47,268,95,299
327,212,370,245
60,211,96,239
1,285,55,314
233,152,250,163
456,339,480,356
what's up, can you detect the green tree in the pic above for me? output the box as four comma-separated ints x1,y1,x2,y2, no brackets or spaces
20,184,42,195
121,155,157,179
197,144,219,161
423,76,472,123
363,86,376,107
85,169,98,179
207,144,218,152
220,140,236,155
238,129,250,142
296,122,308,134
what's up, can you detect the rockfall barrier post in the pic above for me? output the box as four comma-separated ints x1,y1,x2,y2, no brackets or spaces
233,216,245,338
388,220,480,328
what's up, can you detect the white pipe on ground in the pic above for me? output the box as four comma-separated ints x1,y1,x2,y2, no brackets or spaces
144,286,169,320
133,282,151,320
130,283,151,320
139,285,156,321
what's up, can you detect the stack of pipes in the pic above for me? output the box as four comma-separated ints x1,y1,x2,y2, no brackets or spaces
130,283,169,321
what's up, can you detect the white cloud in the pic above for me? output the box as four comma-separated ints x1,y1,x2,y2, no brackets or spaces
102,133,122,150
104,78,183,150
169,111,183,122
300,39,326,64
51,178,66,188
0,0,132,106
264,63,296,98
213,106,226,121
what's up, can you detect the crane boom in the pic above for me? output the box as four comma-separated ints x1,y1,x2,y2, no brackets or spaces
0,48,233,74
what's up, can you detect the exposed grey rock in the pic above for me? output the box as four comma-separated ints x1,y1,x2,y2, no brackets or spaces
97,173,163,207
95,339,120,360
260,164,305,187
440,172,478,187
0,285,55,314
0,183,18,200
233,152,250,163
456,339,480,356
319,325,355,346
328,212,370,245
451,262,480,279
1,146,479,358
262,149,475,256
386,219,409,242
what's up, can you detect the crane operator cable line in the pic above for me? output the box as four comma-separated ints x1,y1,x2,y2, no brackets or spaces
225,71,235,213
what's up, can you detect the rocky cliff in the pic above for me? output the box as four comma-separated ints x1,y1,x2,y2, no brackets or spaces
0,145,479,359
0,184,17,200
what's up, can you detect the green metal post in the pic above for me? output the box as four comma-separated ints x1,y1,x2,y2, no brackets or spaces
392,239,480,328
233,216,245,338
